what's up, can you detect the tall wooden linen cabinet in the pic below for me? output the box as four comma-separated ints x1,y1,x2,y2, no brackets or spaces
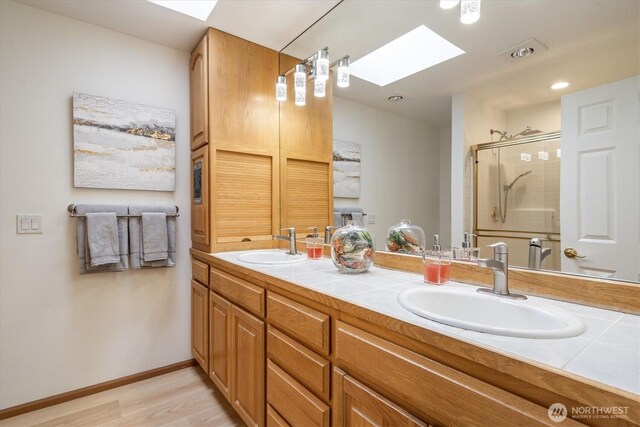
190,28,334,427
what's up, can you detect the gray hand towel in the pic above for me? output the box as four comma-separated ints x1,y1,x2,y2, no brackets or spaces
75,204,129,274
333,212,343,227
86,212,120,266
129,205,177,269
351,212,364,226
335,207,363,213
141,212,168,262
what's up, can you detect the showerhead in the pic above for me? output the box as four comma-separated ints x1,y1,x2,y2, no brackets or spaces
504,170,532,190
513,126,542,138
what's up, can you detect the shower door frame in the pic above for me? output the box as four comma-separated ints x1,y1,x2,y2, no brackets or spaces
471,131,561,250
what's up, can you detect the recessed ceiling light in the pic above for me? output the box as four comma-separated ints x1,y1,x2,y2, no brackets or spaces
388,95,404,101
147,0,218,21
350,25,465,87
510,47,534,59
550,81,570,90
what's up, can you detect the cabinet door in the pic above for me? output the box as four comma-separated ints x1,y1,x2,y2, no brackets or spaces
210,292,231,400
191,281,209,372
333,368,427,427
191,145,210,251
231,304,265,427
190,35,208,150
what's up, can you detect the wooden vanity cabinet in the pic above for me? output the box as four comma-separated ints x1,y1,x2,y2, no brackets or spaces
190,280,208,372
208,268,266,427
333,368,428,427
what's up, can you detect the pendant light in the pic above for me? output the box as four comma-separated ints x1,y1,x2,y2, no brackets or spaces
460,0,481,24
336,56,350,88
275,76,287,101
315,48,330,81
314,78,326,97
294,64,306,93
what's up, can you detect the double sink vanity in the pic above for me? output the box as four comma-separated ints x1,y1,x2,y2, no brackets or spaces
190,245,640,427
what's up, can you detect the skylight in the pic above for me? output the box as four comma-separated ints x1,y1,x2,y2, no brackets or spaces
350,25,465,87
147,1,218,21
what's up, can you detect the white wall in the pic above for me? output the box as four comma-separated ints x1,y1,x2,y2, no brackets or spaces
0,1,191,409
439,127,452,249
333,97,440,250
506,100,561,136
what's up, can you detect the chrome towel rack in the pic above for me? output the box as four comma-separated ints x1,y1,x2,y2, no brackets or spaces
67,204,180,218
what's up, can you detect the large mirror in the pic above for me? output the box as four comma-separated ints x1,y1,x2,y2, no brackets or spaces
280,0,639,283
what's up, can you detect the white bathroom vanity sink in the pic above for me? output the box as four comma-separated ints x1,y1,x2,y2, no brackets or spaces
237,250,307,265
398,286,585,339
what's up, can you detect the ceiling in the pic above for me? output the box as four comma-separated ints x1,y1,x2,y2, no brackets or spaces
17,0,639,127
16,0,340,52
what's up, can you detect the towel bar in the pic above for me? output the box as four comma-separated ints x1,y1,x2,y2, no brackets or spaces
67,204,180,218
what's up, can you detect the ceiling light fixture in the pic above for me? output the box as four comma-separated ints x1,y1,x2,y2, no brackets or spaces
350,25,465,87
146,0,217,21
550,81,570,90
510,47,534,59
440,0,460,9
388,95,404,101
460,0,481,24
275,48,350,105
275,76,287,102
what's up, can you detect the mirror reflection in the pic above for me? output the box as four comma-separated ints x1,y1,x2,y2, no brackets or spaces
280,0,639,282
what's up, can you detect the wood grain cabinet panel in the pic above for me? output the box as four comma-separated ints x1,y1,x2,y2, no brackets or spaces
192,258,209,286
189,35,208,150
215,150,276,244
191,145,210,251
267,292,330,356
211,268,265,318
335,322,582,427
209,292,231,400
282,159,331,232
230,305,265,427
267,326,330,402
191,281,208,372
333,368,427,427
267,360,330,427
267,404,291,427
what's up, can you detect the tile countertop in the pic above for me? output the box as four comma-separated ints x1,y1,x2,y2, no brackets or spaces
212,250,640,396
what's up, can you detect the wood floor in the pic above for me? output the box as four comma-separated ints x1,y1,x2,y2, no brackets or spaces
0,367,245,427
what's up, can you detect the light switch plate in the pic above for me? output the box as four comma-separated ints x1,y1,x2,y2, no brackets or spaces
17,215,42,234
368,213,376,224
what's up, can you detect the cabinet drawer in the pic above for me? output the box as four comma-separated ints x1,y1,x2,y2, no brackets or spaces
192,258,209,286
267,360,329,427
335,321,578,427
211,269,265,318
267,326,330,402
267,404,290,427
267,293,330,356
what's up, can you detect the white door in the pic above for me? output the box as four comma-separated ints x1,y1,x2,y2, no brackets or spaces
561,76,639,281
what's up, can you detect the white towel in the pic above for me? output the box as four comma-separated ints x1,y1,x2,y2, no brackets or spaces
141,212,168,262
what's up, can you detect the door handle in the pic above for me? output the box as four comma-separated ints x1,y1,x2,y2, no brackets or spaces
563,247,586,259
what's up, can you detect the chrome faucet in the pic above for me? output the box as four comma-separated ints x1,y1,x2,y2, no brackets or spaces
273,227,299,255
324,226,335,244
477,242,526,300
528,238,551,270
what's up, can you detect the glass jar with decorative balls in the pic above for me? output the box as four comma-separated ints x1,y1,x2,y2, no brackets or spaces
385,219,425,255
330,221,375,273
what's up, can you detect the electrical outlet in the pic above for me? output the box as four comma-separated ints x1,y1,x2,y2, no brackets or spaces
368,213,376,224
16,215,42,234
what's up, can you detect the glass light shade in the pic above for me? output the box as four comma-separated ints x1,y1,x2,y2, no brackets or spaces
460,0,480,24
315,49,330,81
295,90,305,106
440,0,460,9
314,78,326,97
337,57,350,88
294,64,306,93
275,76,287,102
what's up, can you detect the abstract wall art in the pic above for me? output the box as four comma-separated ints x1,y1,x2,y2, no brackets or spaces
333,139,361,198
73,92,176,191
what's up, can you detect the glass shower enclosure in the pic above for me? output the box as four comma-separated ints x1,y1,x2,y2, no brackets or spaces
473,132,561,270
